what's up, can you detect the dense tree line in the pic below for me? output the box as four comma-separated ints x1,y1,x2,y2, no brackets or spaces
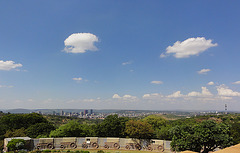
1,112,240,153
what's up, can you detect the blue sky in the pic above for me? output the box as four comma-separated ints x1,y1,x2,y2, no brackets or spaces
0,1,240,111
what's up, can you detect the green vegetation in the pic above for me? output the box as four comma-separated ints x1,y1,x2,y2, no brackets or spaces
169,120,232,153
7,139,26,151
1,112,240,153
49,121,94,137
125,120,154,140
96,114,129,138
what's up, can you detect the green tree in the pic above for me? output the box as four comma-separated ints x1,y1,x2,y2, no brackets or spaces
142,115,167,129
96,115,129,137
230,122,240,144
142,115,169,139
125,120,154,140
4,128,27,138
7,139,26,151
155,125,172,140
169,125,199,152
170,120,232,153
26,123,55,138
0,114,25,130
49,120,91,137
0,113,48,130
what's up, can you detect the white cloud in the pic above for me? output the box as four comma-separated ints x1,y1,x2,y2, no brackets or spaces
160,37,217,58
72,77,83,82
201,87,213,96
151,81,163,84
112,94,121,99
122,61,132,66
217,85,240,96
167,91,184,98
123,94,137,99
207,81,214,85
0,60,22,71
112,94,137,100
63,33,99,53
142,94,151,98
232,81,240,85
188,87,212,97
160,53,166,58
198,69,211,74
187,91,202,97
142,93,164,99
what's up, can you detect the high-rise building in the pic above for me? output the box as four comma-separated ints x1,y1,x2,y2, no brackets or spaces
90,109,93,115
60,110,64,116
84,110,88,115
80,112,83,116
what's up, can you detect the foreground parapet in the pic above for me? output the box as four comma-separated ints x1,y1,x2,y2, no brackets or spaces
54,137,77,149
103,138,120,149
4,137,168,152
82,137,99,149
36,138,54,150
147,139,164,151
120,138,142,150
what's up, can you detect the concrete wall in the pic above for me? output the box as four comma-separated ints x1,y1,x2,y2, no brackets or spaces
4,137,172,152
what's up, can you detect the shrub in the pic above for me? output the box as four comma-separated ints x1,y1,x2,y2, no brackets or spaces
97,150,105,153
7,139,26,151
42,149,51,153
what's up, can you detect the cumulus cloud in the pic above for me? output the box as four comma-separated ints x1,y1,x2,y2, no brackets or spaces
232,81,240,85
142,94,151,98
112,94,137,100
0,60,22,71
151,81,163,84
217,85,240,96
112,94,121,99
160,37,217,58
142,93,164,99
123,94,137,99
63,33,99,53
167,91,184,98
201,87,213,96
188,87,212,97
187,91,202,97
198,69,211,74
208,81,214,85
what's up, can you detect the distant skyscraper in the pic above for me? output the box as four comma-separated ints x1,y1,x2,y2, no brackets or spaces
60,110,64,116
90,109,93,115
80,112,83,116
84,110,88,115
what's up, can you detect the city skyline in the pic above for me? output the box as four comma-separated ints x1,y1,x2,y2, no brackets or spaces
0,1,240,111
